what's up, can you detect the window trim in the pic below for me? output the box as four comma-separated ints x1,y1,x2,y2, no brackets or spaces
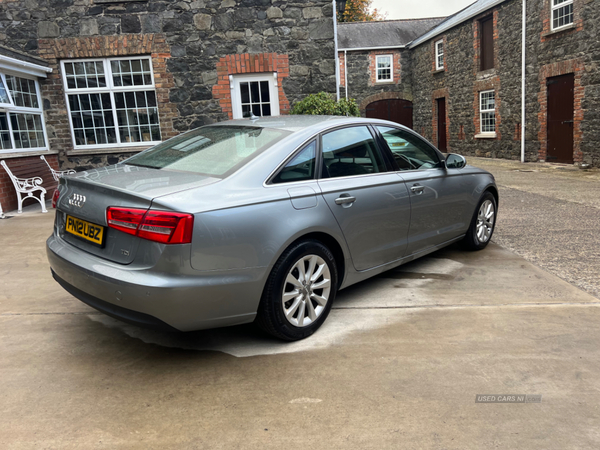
60,56,162,151
374,125,444,173
435,40,444,71
267,139,319,186
230,73,280,120
375,55,393,83
0,70,49,154
318,124,391,180
479,90,496,135
551,0,574,31
0,73,15,108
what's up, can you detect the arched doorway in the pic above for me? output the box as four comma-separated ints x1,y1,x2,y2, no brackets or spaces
365,99,413,129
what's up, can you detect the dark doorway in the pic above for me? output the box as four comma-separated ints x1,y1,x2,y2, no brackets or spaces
436,98,447,151
547,73,574,164
366,99,413,129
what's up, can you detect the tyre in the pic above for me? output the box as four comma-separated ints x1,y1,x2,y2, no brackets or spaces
461,191,497,251
256,239,338,341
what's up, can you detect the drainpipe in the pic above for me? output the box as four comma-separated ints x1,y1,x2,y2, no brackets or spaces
521,0,526,163
344,50,348,100
333,0,341,102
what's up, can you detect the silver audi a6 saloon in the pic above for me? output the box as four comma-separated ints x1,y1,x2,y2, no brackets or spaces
47,116,498,341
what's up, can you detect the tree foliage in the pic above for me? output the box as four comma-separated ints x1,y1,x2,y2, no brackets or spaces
290,92,360,117
337,0,387,22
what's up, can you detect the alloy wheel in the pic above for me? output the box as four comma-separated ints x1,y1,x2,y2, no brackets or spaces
282,255,331,328
476,199,495,243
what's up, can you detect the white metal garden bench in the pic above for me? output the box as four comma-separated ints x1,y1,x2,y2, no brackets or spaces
40,155,76,181
1,160,48,214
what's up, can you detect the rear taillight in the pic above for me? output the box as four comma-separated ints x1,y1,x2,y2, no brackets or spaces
106,207,194,244
52,189,60,209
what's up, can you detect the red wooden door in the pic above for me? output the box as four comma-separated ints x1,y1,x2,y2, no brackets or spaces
437,98,447,151
547,74,574,164
366,99,413,129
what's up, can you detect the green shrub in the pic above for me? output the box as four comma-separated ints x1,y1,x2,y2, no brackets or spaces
290,92,360,117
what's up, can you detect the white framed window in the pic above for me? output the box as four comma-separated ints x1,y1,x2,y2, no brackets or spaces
435,40,444,70
480,90,496,134
61,57,161,149
230,73,280,120
0,72,49,154
376,55,393,82
551,0,574,30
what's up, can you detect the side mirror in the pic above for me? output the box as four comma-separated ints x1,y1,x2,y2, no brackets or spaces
446,153,466,170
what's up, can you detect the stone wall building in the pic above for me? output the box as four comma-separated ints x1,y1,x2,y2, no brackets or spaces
341,0,599,167
338,18,444,129
0,0,598,214
0,0,336,213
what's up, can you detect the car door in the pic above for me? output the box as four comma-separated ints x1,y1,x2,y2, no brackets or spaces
375,125,472,255
318,125,411,271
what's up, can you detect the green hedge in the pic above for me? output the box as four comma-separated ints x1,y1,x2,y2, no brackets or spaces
290,92,360,117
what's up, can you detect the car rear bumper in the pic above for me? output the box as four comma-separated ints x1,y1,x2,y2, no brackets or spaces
51,270,180,332
46,234,267,331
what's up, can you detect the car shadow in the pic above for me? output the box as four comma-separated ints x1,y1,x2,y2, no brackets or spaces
82,244,468,357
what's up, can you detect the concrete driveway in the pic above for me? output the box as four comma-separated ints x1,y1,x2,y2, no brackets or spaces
2,203,600,448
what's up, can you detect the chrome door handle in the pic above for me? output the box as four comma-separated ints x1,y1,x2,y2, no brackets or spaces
335,195,356,205
411,185,425,194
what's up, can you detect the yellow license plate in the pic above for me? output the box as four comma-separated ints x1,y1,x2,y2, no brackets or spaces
65,215,105,247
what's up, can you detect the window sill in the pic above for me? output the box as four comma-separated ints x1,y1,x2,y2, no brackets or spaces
432,68,445,74
375,80,395,85
0,149,56,159
474,133,497,139
66,145,152,156
476,68,497,80
542,23,576,38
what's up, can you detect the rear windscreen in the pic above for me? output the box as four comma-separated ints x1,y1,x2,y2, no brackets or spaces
125,125,290,177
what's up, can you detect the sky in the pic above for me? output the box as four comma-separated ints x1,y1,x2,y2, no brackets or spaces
370,0,476,20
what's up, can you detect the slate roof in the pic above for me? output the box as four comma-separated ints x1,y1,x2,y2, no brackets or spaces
409,0,510,48
338,17,446,50
0,45,49,66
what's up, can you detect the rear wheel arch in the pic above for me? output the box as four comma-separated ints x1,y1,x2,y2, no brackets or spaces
282,232,346,289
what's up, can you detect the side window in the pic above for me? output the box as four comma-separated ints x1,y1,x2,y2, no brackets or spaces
321,126,387,179
272,141,316,184
376,126,442,171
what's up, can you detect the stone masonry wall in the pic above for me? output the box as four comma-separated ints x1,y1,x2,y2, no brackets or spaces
411,0,600,167
0,0,336,173
342,48,413,116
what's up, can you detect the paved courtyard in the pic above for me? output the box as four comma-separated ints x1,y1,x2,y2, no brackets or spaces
468,157,600,299
1,161,600,449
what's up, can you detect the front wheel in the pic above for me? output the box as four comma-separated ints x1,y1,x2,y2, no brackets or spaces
461,191,497,251
256,240,338,341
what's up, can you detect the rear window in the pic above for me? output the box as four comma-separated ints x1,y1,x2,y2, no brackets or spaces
125,125,290,177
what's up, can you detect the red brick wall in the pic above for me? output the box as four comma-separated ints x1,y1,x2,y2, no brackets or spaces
432,88,450,151
541,0,584,42
212,53,291,119
473,10,500,75
339,52,346,88
472,10,501,140
37,34,178,156
368,50,402,86
0,154,59,213
431,37,447,73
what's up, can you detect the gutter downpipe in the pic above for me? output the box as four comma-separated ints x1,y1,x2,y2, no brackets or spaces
333,0,341,102
344,50,348,100
521,0,526,163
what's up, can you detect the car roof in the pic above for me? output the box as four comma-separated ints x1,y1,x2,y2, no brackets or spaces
211,115,404,134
